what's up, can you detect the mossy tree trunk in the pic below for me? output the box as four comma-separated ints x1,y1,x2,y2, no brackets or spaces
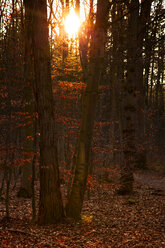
66,0,109,220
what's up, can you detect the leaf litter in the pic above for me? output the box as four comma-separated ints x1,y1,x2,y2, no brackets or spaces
0,170,165,247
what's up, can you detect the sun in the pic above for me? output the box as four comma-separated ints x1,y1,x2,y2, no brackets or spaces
64,8,81,38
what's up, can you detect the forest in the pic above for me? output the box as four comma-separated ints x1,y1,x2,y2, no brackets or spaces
0,0,165,247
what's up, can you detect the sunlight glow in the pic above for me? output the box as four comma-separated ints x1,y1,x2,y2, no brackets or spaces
64,8,81,38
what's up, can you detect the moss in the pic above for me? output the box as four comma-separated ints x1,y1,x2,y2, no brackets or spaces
0,194,5,201
128,198,138,205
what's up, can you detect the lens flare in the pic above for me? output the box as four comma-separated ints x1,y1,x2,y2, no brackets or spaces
64,8,80,38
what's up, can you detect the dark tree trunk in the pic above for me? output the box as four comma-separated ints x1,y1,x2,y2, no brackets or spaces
135,0,152,169
110,2,124,166
119,0,139,194
31,0,64,224
18,0,34,198
66,0,109,220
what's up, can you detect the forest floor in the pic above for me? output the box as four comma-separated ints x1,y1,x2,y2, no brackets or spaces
0,169,165,248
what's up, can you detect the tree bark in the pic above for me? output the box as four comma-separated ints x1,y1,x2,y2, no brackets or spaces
135,0,152,169
32,0,64,224
119,0,139,194
66,0,109,220
110,2,124,166
18,0,34,198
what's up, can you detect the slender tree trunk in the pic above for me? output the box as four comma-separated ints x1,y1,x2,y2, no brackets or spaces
135,0,152,169
119,0,139,194
75,0,80,16
31,114,38,220
110,2,124,166
79,0,94,82
5,167,12,218
144,32,152,108
18,0,34,198
32,0,64,224
62,0,68,65
66,0,109,220
4,0,15,217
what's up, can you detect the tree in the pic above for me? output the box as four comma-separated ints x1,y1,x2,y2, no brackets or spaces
29,0,64,224
66,0,109,220
134,0,152,169
117,0,152,193
17,0,34,198
118,0,140,194
0,0,26,217
108,1,125,168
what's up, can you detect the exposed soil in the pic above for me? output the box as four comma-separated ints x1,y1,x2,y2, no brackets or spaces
0,170,165,247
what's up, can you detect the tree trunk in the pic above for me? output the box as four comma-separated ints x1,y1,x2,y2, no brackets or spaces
32,0,64,224
135,0,152,169
18,0,34,198
119,0,139,194
66,0,109,220
79,0,94,82
110,2,124,166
